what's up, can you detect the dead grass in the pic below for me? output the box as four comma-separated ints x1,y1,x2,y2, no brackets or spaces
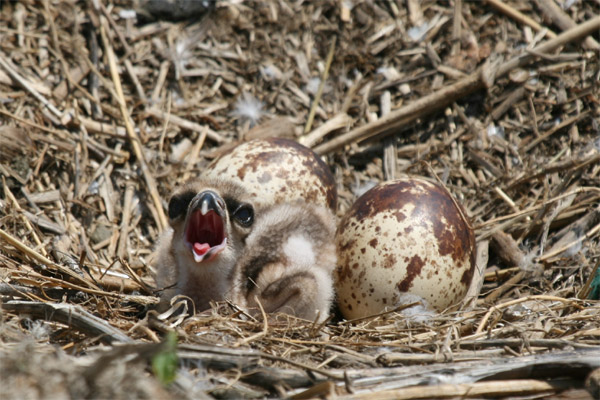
0,0,599,398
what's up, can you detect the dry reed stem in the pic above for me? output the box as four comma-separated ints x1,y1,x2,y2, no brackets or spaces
0,228,98,289
345,379,570,400
485,0,557,39
3,180,47,257
99,21,168,231
304,36,337,134
535,0,600,50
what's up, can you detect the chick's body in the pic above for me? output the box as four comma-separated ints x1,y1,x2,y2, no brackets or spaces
228,203,337,322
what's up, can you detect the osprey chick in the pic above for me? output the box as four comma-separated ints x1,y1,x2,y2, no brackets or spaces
154,177,255,312
154,178,337,321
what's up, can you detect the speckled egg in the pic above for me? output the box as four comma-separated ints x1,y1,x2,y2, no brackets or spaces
334,177,475,319
203,138,337,211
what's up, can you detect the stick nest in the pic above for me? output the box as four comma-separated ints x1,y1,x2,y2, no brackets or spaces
0,1,599,399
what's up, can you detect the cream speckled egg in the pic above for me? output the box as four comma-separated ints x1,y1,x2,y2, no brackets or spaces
203,138,337,211
334,178,475,319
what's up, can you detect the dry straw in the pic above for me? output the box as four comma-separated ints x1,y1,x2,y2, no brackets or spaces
0,1,599,398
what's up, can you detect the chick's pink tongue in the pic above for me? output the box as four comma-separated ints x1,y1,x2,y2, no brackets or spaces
193,242,210,256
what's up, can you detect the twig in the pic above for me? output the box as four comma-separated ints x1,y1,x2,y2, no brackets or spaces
117,181,135,260
484,271,526,303
0,109,67,138
520,110,591,153
42,0,74,105
179,340,343,381
182,127,208,182
490,231,525,268
0,52,63,119
123,58,147,101
78,49,122,105
234,297,269,347
451,0,462,56
493,186,520,213
313,16,600,154
338,302,421,325
151,60,170,103
97,0,133,55
0,107,129,161
381,91,396,181
477,186,600,230
508,153,600,189
0,227,98,290
10,269,159,305
485,0,556,38
3,179,47,256
476,295,583,334
52,62,90,100
462,240,488,310
538,221,600,262
261,353,344,381
86,14,102,118
345,379,571,399
535,0,599,50
1,300,133,343
158,90,171,160
304,36,337,134
291,381,336,400
343,349,600,393
458,338,596,350
86,268,144,293
488,86,526,121
119,259,154,294
145,107,225,143
299,112,352,148
99,21,168,231
380,348,509,366
77,115,128,137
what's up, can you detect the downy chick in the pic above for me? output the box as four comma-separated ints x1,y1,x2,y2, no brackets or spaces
228,202,337,322
154,177,255,312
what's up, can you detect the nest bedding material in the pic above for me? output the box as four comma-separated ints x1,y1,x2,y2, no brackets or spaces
0,0,599,398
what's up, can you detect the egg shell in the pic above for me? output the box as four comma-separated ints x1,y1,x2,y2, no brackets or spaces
204,138,337,211
335,178,475,319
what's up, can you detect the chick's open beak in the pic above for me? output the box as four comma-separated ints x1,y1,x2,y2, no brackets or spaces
185,190,228,263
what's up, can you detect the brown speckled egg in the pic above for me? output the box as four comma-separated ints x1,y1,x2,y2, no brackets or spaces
203,138,337,211
334,177,475,319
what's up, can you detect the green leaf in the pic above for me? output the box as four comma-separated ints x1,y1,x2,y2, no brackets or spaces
152,331,178,385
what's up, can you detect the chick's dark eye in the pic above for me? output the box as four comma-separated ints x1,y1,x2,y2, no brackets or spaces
233,204,254,227
168,192,194,220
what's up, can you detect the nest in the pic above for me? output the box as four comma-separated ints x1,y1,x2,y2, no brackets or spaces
1,1,599,398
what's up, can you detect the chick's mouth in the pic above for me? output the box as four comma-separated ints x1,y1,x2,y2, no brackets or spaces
185,209,227,262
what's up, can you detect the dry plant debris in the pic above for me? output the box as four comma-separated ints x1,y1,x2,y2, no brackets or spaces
0,0,599,399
